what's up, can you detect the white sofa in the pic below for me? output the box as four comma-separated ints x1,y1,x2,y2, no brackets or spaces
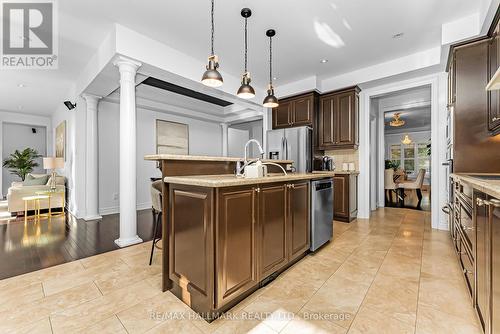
7,174,66,213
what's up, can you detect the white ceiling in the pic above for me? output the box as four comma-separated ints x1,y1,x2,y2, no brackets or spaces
0,0,484,116
378,85,432,134
384,107,432,134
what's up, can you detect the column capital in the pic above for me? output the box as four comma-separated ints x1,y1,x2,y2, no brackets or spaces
81,93,102,103
113,55,142,72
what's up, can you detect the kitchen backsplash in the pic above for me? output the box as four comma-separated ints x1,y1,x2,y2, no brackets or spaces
324,149,359,171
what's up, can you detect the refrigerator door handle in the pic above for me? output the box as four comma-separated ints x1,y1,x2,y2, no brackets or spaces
284,137,289,160
279,137,285,159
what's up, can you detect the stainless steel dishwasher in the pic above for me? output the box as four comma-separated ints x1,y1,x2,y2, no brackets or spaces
310,178,334,251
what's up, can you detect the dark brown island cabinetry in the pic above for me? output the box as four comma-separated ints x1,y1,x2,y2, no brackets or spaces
333,173,358,222
318,86,360,150
168,180,311,319
272,92,318,129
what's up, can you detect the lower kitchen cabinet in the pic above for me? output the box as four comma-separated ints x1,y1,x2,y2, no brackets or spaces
259,183,288,278
287,181,310,262
216,186,259,308
474,190,500,334
333,173,358,222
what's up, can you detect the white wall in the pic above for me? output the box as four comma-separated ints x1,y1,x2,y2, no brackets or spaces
0,111,52,198
227,128,249,158
51,97,86,217
229,120,264,158
385,131,431,157
97,100,222,215
2,123,47,195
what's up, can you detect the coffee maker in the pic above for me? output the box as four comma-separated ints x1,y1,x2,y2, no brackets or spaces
314,156,334,171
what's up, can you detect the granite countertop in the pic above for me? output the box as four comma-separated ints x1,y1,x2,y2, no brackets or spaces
451,173,500,198
312,170,360,175
144,154,293,164
163,173,334,188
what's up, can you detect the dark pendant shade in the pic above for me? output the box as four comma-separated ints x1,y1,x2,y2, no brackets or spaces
202,0,223,87
263,86,279,108
263,29,278,108
202,56,223,87
237,8,255,99
237,73,255,99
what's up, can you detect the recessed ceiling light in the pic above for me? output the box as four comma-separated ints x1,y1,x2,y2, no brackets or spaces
17,83,25,88
392,32,404,39
320,59,328,63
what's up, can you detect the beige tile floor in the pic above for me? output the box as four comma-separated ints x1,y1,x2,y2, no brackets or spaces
0,208,482,334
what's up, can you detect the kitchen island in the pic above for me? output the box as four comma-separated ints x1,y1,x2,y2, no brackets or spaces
145,154,333,320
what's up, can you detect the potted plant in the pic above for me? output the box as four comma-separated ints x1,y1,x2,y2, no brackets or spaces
385,160,400,171
2,148,42,181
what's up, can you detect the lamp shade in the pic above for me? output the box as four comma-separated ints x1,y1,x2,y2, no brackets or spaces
43,157,64,169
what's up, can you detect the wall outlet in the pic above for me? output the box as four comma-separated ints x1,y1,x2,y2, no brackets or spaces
113,193,119,200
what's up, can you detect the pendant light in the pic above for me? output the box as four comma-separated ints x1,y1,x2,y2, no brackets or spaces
263,29,279,108
401,134,412,145
201,0,223,87
236,8,255,99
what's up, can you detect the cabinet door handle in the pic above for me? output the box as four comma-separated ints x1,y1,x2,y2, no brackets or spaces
463,268,473,275
478,198,500,208
492,117,500,122
254,188,261,193
489,198,500,207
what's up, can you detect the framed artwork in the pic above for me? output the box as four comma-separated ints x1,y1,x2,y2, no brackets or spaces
55,121,66,160
156,120,189,155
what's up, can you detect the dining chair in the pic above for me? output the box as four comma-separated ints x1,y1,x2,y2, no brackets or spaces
399,169,426,207
384,169,402,205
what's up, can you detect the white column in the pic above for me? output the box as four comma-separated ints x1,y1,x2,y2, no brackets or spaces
113,56,143,248
221,123,228,156
82,94,102,221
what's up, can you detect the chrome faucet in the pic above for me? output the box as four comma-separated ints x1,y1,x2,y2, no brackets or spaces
244,139,265,162
235,139,265,177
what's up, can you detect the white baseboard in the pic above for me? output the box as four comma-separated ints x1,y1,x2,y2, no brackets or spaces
99,202,152,216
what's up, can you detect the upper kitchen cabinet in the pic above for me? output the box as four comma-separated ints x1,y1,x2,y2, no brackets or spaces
449,36,500,173
488,20,500,135
272,92,318,129
318,86,360,150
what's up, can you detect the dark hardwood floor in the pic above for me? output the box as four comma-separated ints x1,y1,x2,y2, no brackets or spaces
0,210,155,280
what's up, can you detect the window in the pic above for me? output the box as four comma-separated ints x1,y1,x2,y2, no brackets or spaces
390,145,401,168
388,140,430,179
417,143,430,173
403,146,415,174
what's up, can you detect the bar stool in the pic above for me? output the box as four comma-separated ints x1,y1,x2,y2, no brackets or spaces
149,180,163,265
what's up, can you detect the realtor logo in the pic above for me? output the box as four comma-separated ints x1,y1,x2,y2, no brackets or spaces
1,0,58,69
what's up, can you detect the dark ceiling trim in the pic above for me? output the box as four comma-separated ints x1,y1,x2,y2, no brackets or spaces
141,77,233,107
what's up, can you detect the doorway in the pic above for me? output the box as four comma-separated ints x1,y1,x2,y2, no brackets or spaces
360,74,447,229
228,120,263,158
373,86,432,211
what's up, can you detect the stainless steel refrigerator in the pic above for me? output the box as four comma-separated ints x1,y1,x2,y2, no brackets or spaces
266,126,312,173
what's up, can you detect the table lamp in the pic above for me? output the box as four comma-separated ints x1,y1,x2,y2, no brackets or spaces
43,157,64,190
